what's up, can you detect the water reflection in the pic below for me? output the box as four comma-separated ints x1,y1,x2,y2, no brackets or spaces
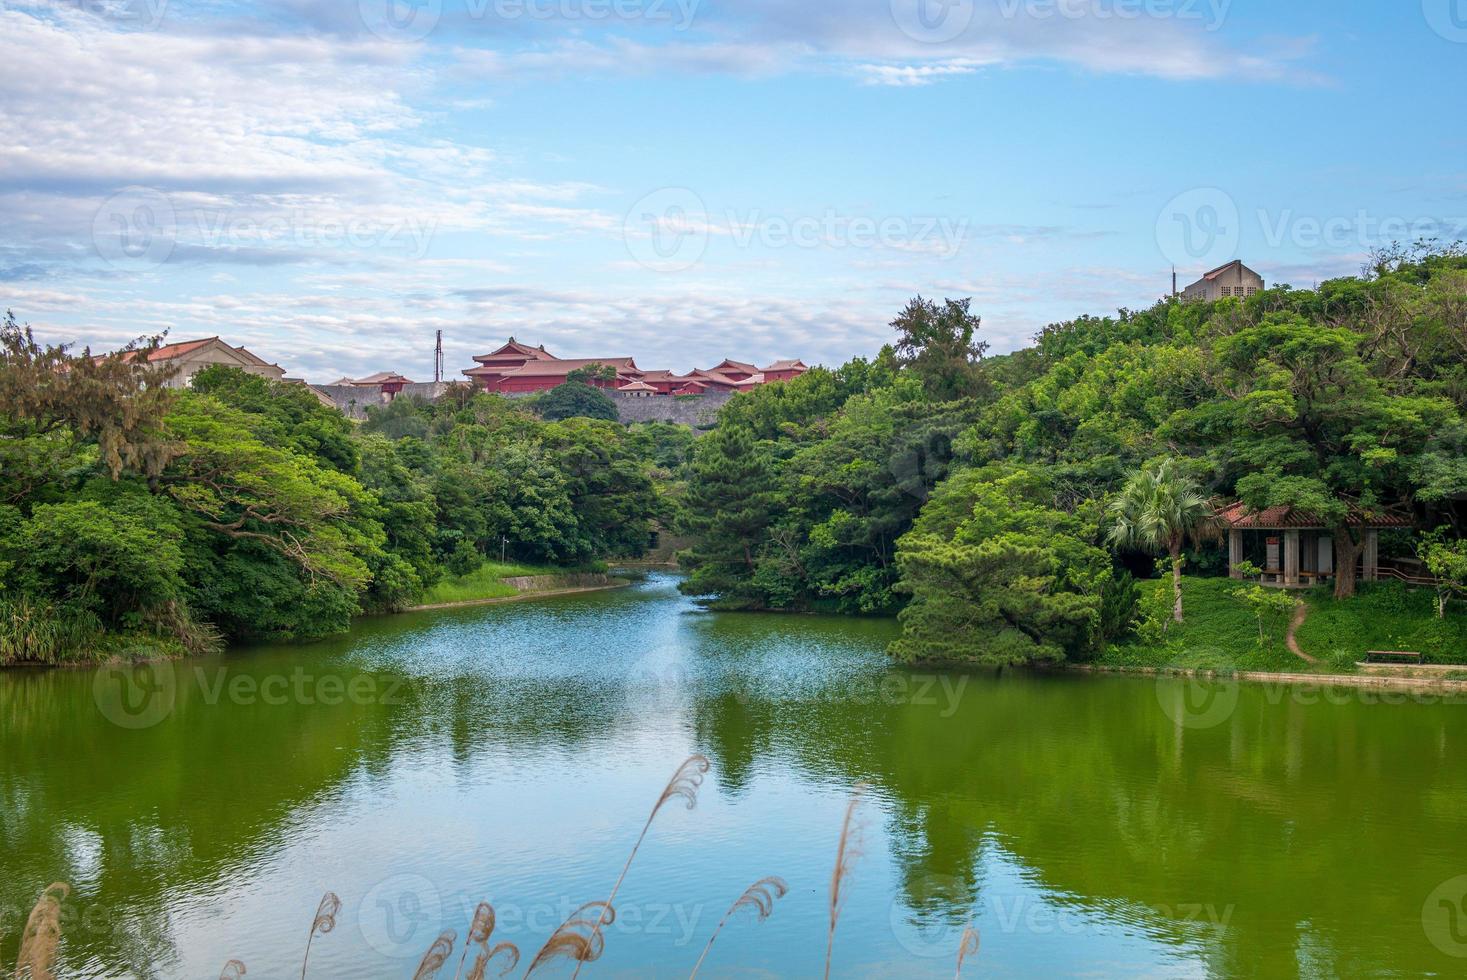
2,573,1465,977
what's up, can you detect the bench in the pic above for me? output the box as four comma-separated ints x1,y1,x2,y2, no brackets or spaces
1365,650,1425,665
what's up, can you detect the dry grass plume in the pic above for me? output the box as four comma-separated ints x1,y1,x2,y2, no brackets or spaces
299,891,339,980
412,930,456,980
824,784,867,980
954,925,980,978
524,902,616,977
568,754,709,979
14,882,68,980
454,902,519,980
688,875,789,979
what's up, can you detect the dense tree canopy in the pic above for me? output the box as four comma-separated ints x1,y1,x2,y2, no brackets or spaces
536,379,619,421
678,247,1467,663
0,339,672,663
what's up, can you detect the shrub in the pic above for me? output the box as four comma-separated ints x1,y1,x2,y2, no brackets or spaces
0,594,103,665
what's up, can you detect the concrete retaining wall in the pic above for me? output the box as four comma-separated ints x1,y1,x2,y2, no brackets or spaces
503,573,619,592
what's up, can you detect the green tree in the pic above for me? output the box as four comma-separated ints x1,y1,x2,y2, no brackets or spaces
14,499,185,626
891,296,988,400
891,467,1112,665
191,365,359,473
1182,312,1461,598
678,427,778,608
538,380,619,422
1417,529,1467,618
566,363,618,385
1106,458,1211,623
1230,583,1302,646
0,311,179,478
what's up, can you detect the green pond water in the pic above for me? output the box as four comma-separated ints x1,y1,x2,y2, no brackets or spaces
3,572,1467,978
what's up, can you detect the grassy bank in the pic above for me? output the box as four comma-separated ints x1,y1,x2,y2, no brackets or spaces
416,561,611,606
1099,577,1467,673
1295,581,1467,665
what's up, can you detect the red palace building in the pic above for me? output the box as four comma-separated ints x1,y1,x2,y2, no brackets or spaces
461,339,808,395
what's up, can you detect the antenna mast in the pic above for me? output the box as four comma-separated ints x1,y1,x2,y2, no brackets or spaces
433,329,444,383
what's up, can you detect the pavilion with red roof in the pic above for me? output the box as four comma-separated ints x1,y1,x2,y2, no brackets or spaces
1216,501,1412,587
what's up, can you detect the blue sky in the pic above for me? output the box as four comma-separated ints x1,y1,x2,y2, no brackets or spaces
1,0,1463,381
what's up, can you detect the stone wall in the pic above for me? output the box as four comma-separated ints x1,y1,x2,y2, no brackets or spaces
313,382,729,427
611,391,730,427
312,382,455,419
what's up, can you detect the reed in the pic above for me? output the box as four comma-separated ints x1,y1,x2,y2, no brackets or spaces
463,941,519,980
569,754,710,979
453,902,519,980
299,891,339,980
14,882,68,980
954,925,979,978
524,902,615,977
219,960,247,979
824,784,867,980
687,875,788,979
413,930,456,980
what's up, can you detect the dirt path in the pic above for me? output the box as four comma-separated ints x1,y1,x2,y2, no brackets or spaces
1286,602,1318,664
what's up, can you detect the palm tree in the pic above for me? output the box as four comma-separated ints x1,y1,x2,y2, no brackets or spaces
1107,459,1212,623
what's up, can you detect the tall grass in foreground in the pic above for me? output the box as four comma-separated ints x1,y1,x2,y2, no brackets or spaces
0,597,100,666
455,902,519,980
15,882,68,980
560,757,710,974
687,876,788,979
300,892,340,980
825,784,867,980
33,756,981,978
955,925,980,978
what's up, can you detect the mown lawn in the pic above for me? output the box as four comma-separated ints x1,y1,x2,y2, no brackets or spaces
1099,577,1308,672
1295,581,1467,666
417,561,562,605
1100,576,1467,673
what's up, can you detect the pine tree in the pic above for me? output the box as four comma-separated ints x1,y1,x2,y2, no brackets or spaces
678,427,777,607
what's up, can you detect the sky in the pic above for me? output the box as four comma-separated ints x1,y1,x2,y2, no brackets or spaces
1,0,1464,382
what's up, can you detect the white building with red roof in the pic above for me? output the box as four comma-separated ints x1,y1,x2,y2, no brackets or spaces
105,336,286,389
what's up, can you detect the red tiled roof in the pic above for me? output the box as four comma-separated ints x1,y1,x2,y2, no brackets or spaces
1216,501,1412,529
348,371,413,386
110,337,219,363
472,338,556,363
617,381,657,392
763,359,808,371
710,358,758,374
501,357,639,378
